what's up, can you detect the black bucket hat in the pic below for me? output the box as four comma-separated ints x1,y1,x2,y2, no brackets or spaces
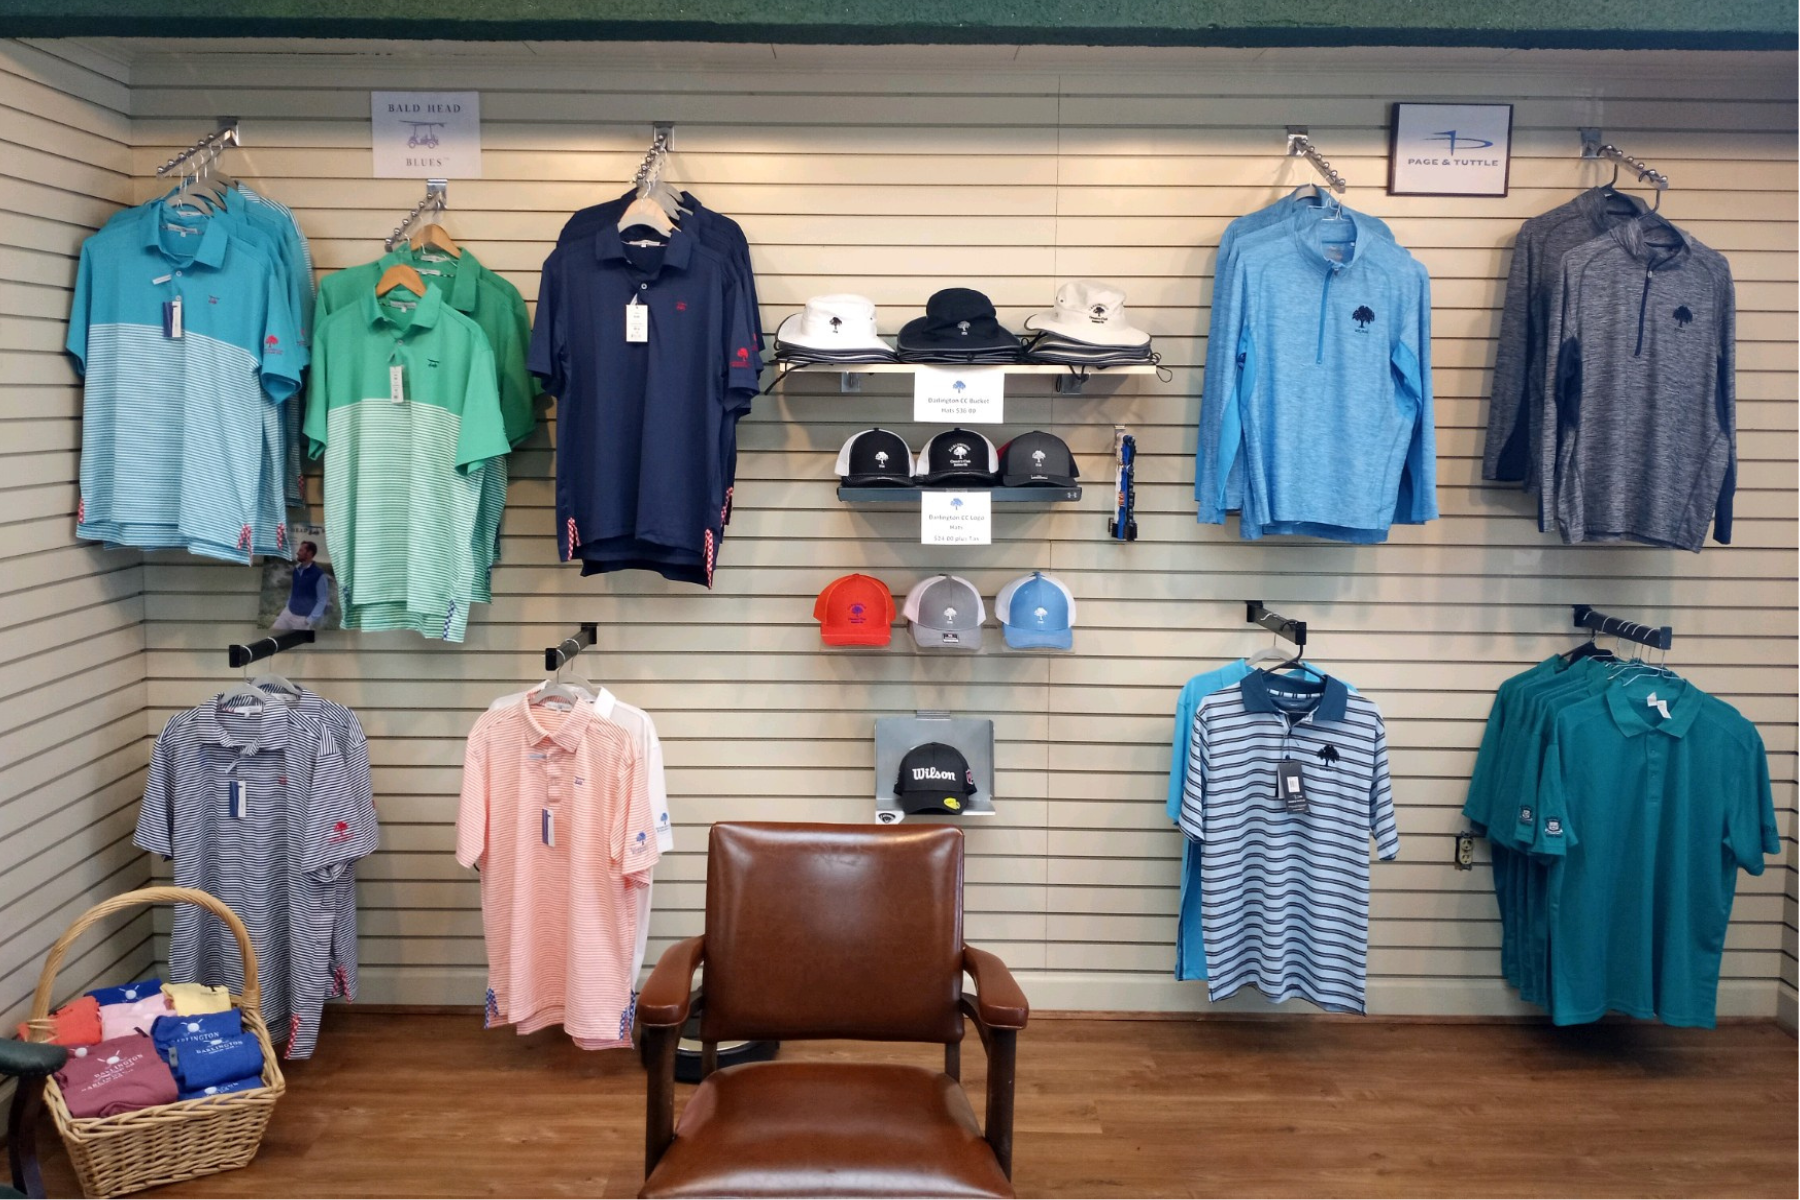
896,288,1022,357
999,431,1079,488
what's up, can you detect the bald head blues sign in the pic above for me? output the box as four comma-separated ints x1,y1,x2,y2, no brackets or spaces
1388,103,1512,196
372,92,482,178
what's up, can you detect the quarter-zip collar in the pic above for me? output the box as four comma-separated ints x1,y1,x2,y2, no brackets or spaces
1291,208,1363,364
1573,185,1645,235
1611,215,1689,356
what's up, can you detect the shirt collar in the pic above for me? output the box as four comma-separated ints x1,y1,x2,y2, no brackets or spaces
1238,670,1349,724
1604,678,1701,739
362,280,444,334
201,696,291,752
592,687,618,721
1574,185,1645,234
1290,206,1364,272
518,689,595,753
595,225,694,275
382,245,483,314
144,211,229,269
1611,214,1690,272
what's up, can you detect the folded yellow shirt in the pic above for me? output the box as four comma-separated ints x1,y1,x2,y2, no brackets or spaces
162,982,231,1016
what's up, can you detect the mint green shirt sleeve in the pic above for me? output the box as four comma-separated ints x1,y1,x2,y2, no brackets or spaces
454,340,510,472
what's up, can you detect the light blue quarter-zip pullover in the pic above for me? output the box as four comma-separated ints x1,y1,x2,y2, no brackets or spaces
1206,210,1437,541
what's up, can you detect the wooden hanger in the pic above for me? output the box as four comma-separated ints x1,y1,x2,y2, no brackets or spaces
409,223,461,258
376,263,427,298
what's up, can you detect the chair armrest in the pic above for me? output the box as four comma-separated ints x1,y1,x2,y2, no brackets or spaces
639,935,704,1028
963,944,1028,1031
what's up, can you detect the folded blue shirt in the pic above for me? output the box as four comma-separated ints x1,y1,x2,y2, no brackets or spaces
179,1075,264,1101
86,978,163,1007
170,1032,264,1092
152,1009,242,1062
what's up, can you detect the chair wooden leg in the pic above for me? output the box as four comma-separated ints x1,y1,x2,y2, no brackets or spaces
699,1041,718,1080
945,1039,961,1082
7,1075,47,1199
984,1028,1017,1181
644,1027,679,1179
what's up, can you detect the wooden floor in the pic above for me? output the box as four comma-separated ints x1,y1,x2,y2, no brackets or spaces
30,1011,1798,1198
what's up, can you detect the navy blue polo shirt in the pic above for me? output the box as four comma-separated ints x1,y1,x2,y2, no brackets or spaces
530,227,760,586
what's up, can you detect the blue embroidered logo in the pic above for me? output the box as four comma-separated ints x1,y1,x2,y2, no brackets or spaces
1423,130,1495,154
1673,305,1693,327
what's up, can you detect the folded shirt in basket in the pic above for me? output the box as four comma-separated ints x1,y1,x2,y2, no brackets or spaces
162,982,232,1016
55,1034,179,1119
98,994,172,1041
151,1008,242,1061
170,1032,264,1093
16,995,102,1047
86,978,162,1007
179,1075,264,1101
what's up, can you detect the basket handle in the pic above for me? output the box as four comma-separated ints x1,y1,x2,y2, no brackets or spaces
30,887,261,1023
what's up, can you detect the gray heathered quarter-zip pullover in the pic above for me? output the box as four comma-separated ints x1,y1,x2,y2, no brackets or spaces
1485,187,1645,488
1540,218,1736,552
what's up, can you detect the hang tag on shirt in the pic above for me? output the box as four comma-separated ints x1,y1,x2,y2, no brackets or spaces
164,297,183,339
625,298,649,343
389,363,405,404
1276,759,1309,813
1646,693,1671,721
228,779,249,820
541,808,555,847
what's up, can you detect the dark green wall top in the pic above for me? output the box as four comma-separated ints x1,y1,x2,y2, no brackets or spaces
2,0,1795,48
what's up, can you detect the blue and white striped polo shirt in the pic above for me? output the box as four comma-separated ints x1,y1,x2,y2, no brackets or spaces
1182,671,1400,1014
136,695,377,1058
68,212,300,562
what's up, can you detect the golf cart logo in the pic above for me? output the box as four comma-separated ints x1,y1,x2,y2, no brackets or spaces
402,120,445,148
1422,130,1494,155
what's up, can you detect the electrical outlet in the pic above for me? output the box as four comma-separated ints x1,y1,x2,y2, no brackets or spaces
1454,831,1476,870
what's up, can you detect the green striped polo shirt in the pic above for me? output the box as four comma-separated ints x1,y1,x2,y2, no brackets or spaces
304,285,509,643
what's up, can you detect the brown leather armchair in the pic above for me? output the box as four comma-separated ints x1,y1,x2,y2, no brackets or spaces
637,822,1029,1199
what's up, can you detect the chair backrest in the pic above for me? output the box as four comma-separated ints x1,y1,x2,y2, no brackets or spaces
700,822,965,1044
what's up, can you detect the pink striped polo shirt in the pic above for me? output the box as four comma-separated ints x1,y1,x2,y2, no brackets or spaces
456,693,658,1048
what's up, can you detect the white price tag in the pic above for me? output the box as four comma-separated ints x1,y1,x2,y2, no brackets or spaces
626,300,649,343
914,365,1004,424
389,363,405,403
921,490,992,546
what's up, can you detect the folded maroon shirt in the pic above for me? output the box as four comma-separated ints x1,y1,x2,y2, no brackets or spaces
54,1033,178,1118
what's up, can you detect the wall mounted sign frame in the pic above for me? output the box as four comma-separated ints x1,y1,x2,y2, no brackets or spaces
1387,102,1513,196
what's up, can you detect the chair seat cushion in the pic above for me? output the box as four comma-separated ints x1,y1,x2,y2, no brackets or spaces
640,1061,1013,1199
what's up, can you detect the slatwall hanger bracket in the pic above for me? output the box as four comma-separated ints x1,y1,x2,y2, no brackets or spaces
838,371,865,394
1578,127,1604,158
1572,605,1672,652
545,622,599,673
227,629,314,670
1246,600,1307,652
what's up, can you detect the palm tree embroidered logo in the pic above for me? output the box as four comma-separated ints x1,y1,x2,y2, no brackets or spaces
1352,305,1375,330
1673,305,1693,327
1315,744,1340,765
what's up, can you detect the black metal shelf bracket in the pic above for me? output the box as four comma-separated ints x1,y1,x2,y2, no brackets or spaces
226,629,314,670
1572,605,1672,652
1245,600,1307,652
546,623,598,673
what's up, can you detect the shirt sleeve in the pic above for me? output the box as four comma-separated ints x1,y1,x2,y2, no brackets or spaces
1166,681,1198,824
134,723,178,859
526,252,565,397
258,266,303,403
302,727,379,883
646,728,674,854
301,321,331,460
1196,254,1251,524
1712,270,1737,545
1527,725,1579,859
494,303,538,449
1540,258,1581,533
1485,224,1535,482
1368,712,1401,861
454,723,489,870
721,269,761,412
613,743,660,885
1182,701,1211,841
1390,265,1438,525
306,575,329,624
1726,726,1778,873
65,240,94,374
454,340,511,472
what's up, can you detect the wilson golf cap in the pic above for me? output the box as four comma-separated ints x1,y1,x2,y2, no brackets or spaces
902,574,986,649
894,741,978,814
814,573,896,646
774,294,895,360
916,428,1001,487
835,428,916,488
1024,280,1151,348
995,571,1076,650
998,431,1079,488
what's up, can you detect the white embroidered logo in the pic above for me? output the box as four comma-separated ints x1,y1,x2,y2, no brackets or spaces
1034,606,1048,625
943,606,957,622
1032,449,1046,467
875,450,889,467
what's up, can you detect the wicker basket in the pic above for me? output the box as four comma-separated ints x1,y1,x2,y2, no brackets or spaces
22,886,286,1198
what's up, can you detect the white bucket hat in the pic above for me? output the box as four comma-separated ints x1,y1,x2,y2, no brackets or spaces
775,293,894,353
1024,280,1151,348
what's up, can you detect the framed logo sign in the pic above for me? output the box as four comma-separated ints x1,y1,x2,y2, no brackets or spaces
1388,102,1513,196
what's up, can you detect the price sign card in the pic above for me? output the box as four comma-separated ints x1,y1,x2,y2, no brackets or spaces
921,491,992,546
914,366,1004,424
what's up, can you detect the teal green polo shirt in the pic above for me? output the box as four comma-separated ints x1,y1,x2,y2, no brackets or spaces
1533,675,1779,1027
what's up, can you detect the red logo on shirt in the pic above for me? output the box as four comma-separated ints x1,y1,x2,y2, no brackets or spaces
266,336,280,345
736,347,751,362
329,820,351,843
675,301,687,312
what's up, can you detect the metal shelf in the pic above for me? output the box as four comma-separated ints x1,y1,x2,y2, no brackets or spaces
778,361,1156,394
837,486,1082,503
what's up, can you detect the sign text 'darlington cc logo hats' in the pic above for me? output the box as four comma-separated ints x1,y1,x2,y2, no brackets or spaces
915,428,1001,487
1024,280,1151,348
773,294,897,362
835,428,916,488
894,741,979,814
998,431,1079,489
814,573,896,647
995,571,1077,650
902,574,985,649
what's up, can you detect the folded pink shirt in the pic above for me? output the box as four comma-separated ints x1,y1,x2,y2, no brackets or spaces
54,1034,178,1119
98,995,171,1041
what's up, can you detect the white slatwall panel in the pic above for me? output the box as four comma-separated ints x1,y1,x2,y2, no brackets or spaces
112,43,1796,1017
0,39,153,1039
